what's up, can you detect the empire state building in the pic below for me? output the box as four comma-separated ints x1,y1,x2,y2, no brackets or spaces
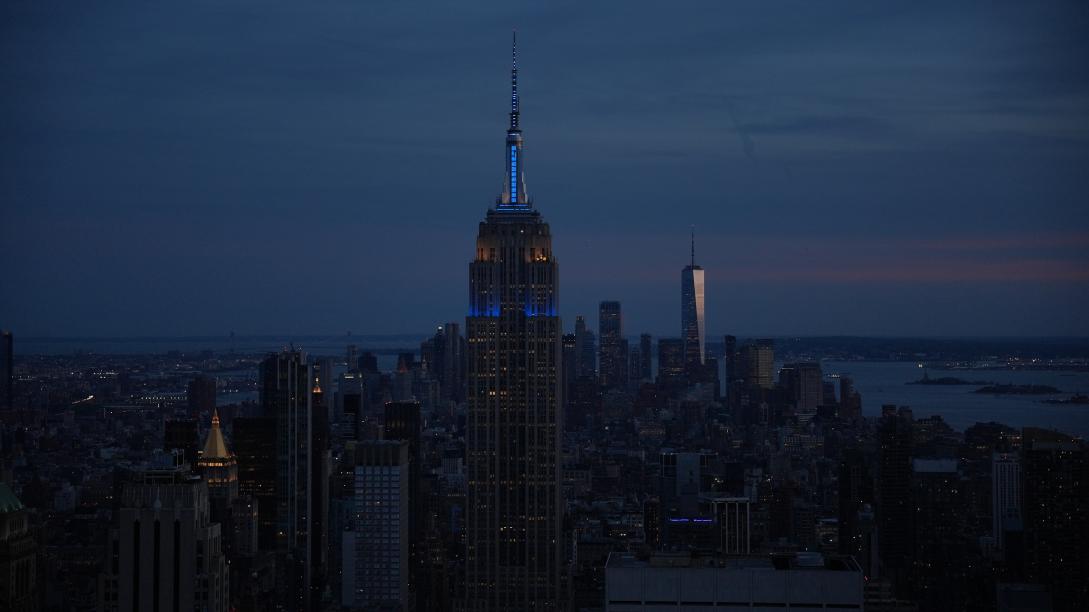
465,33,563,610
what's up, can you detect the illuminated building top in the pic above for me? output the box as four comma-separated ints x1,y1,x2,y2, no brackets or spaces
498,30,530,210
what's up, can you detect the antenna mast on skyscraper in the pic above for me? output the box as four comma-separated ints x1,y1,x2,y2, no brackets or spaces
690,225,695,266
510,29,519,130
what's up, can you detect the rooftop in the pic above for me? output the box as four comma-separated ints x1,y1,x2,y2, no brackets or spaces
606,551,861,573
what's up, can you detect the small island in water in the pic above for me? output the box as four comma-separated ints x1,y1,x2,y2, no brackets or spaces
908,371,991,386
1041,394,1089,405
975,384,1062,395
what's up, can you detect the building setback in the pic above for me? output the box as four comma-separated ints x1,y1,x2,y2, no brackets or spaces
464,32,563,611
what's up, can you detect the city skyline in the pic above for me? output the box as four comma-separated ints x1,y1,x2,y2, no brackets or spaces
2,9,1088,611
3,1,1088,337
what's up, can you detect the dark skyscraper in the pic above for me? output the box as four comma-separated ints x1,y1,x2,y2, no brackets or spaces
681,230,705,369
465,34,562,610
574,315,596,378
722,335,737,385
1021,427,1088,611
259,349,313,609
598,300,626,389
164,418,199,466
187,374,217,417
233,416,277,549
639,333,653,382
657,338,685,381
739,339,774,389
877,407,915,596
562,333,577,412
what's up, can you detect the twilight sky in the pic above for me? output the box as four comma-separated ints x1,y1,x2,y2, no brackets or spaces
2,1,1088,338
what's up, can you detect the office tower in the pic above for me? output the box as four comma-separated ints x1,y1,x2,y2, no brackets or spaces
359,352,379,375
1,331,13,408
259,349,312,608
839,375,862,422
911,459,967,609
465,34,562,610
442,323,466,403
309,367,330,611
103,460,228,612
837,448,875,574
568,376,601,431
232,416,277,549
779,362,823,423
187,374,217,418
574,315,596,378
738,339,774,389
1021,428,1088,611
335,369,365,427
384,400,430,609
877,408,914,596
992,452,1021,549
722,335,737,385
384,401,422,573
561,333,577,413
422,324,465,404
628,344,642,389
342,440,410,610
656,338,685,381
598,301,625,389
639,334,653,382
198,410,239,505
0,483,38,612
681,230,705,369
164,418,199,466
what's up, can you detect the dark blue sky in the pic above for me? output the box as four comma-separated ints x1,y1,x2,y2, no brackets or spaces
2,1,1088,337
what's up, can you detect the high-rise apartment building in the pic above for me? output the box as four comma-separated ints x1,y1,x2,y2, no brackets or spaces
681,231,705,369
599,301,626,389
341,440,411,610
464,34,563,611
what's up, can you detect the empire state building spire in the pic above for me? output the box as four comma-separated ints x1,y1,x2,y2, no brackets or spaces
510,30,519,130
499,30,529,209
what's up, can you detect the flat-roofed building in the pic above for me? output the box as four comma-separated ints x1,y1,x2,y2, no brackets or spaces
604,551,863,611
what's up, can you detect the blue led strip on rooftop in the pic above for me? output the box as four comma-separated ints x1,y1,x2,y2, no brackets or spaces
510,146,518,204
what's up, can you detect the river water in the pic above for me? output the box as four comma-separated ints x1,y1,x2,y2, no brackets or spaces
822,360,1089,437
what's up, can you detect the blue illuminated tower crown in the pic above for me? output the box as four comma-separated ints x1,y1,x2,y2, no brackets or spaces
498,30,530,209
